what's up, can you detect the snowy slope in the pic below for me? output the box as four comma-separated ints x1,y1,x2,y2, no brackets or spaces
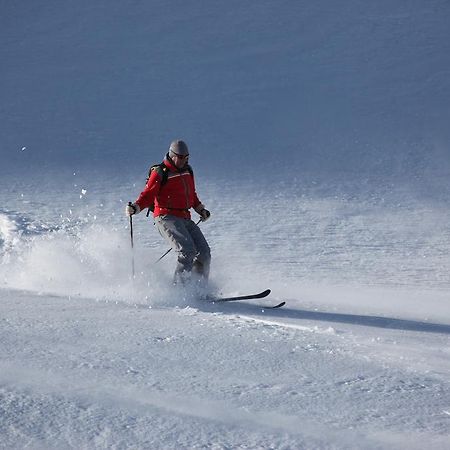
1,179,450,449
0,289,449,449
1,0,450,448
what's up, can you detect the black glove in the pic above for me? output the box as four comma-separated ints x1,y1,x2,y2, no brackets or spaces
199,208,211,221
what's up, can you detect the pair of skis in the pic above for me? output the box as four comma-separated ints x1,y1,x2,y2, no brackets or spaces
206,289,285,309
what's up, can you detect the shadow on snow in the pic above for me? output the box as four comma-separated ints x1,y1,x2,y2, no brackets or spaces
198,301,450,335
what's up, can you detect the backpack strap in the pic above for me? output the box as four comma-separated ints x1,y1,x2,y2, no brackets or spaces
185,164,194,177
145,163,169,216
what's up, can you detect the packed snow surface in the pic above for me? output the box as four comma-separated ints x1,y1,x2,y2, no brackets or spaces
1,0,450,448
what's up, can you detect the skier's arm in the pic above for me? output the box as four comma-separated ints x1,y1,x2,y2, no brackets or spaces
191,173,203,211
135,170,162,211
192,175,210,221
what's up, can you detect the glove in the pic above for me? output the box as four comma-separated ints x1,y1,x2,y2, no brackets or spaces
199,208,211,222
125,202,141,216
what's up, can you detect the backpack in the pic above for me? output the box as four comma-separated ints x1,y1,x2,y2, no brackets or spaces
145,163,194,215
147,163,170,186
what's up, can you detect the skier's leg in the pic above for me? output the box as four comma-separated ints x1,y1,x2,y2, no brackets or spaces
185,219,211,281
155,216,197,283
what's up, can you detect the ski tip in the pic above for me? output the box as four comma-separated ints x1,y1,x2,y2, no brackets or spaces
272,301,286,308
261,301,286,309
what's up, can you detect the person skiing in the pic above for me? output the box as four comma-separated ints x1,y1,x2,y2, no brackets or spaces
126,139,211,285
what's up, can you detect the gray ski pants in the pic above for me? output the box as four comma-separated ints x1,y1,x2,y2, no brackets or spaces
155,215,211,283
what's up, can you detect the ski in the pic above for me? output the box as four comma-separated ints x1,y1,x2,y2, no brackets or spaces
207,289,271,303
206,289,286,309
263,301,286,309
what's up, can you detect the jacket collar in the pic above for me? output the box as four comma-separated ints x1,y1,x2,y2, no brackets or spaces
164,153,190,173
163,153,177,171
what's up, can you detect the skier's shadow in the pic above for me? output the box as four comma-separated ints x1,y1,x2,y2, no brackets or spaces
202,302,450,335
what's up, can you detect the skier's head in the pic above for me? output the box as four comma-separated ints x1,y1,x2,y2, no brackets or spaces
169,140,189,168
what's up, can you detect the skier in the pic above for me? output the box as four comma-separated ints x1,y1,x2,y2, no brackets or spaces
126,140,211,285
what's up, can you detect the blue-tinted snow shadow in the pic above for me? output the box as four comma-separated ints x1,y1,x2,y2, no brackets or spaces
199,302,450,335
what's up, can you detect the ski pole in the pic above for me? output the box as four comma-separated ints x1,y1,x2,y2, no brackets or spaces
155,218,202,263
128,202,135,277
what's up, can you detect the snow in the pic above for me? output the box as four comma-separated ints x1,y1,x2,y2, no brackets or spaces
1,0,450,448
1,289,449,449
1,180,449,449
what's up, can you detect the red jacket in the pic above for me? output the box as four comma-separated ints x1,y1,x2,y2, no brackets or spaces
135,157,203,219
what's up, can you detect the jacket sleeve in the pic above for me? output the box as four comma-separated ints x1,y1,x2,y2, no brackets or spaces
135,169,162,211
191,174,203,211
